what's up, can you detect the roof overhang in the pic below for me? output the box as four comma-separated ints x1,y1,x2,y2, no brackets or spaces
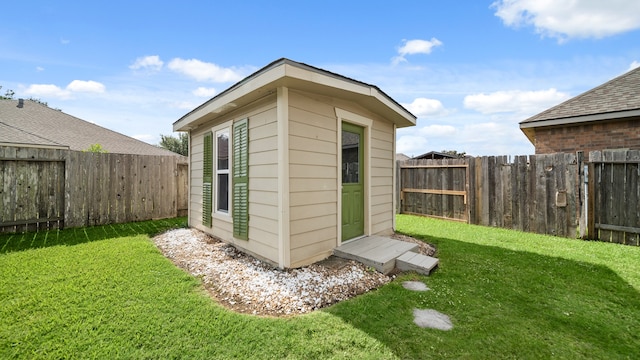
0,141,69,150
173,59,416,132
519,108,640,144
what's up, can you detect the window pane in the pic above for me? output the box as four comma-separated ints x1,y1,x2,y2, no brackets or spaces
217,174,229,212
217,132,229,170
342,130,359,183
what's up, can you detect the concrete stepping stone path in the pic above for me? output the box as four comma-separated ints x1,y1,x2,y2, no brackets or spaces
412,309,453,330
402,281,430,291
402,281,453,330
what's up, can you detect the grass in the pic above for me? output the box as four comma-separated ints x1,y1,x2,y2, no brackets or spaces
1,215,640,359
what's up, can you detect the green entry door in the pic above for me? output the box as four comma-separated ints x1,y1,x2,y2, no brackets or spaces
341,122,364,241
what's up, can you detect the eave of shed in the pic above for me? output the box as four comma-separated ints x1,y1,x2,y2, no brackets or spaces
173,58,416,131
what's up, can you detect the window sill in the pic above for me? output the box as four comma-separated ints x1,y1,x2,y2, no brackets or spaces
212,212,232,223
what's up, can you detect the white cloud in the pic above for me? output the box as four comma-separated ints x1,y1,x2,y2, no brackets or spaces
418,124,457,137
24,84,71,99
129,55,164,71
168,58,245,82
393,38,443,64
401,97,447,117
398,38,443,56
492,0,640,41
629,60,640,71
60,38,70,45
67,80,105,93
24,80,106,99
396,123,458,156
171,100,199,110
192,87,217,97
396,135,429,156
36,66,44,72
464,88,570,115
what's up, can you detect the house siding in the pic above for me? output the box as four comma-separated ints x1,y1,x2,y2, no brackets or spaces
189,131,205,230
189,97,280,265
288,90,338,267
534,118,640,156
370,121,395,235
246,105,279,261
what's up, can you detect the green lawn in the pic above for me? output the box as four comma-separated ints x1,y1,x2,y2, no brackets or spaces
1,215,639,359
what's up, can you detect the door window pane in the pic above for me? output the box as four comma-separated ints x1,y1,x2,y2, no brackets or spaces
342,130,359,183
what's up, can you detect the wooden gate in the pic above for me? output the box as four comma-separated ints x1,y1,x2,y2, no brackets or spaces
0,158,65,232
587,150,640,245
399,160,469,222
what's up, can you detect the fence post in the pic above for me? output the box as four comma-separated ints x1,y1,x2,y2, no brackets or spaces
586,160,596,240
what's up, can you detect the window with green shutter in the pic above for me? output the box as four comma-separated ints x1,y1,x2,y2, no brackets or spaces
232,118,249,239
202,131,213,227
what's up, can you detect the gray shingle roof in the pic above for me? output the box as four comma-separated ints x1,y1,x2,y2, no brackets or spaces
0,99,182,156
521,66,640,125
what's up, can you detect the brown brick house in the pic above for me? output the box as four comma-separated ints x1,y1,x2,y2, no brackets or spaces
520,66,640,156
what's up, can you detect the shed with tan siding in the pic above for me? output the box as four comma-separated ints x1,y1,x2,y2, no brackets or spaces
174,58,416,268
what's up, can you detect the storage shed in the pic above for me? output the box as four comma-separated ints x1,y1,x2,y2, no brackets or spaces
174,58,416,268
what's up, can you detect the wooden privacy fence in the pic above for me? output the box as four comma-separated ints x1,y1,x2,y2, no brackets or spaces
398,150,640,245
1,146,188,233
398,153,580,238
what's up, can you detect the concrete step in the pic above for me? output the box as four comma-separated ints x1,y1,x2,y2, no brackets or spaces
396,251,439,276
334,236,418,274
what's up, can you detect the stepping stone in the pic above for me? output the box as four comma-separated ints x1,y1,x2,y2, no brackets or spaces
402,281,430,291
396,252,439,275
413,309,453,330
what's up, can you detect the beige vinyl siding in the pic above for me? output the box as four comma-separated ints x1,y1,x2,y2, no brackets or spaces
243,104,279,264
370,119,395,235
189,129,205,231
288,90,338,267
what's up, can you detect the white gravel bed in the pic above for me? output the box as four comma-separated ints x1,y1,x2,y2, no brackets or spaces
152,228,392,316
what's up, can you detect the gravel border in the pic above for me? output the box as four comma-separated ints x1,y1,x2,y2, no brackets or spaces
152,228,435,317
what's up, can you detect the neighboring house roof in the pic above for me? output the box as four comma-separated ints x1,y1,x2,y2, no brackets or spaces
412,151,457,160
0,99,181,156
396,153,410,162
174,58,416,131
520,66,640,143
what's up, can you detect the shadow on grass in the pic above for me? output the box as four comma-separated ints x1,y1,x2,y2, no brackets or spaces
325,235,640,359
0,217,187,254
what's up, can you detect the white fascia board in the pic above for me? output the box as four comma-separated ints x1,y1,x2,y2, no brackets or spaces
369,87,416,127
284,64,416,127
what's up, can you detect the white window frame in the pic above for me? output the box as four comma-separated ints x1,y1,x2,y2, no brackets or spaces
213,122,232,217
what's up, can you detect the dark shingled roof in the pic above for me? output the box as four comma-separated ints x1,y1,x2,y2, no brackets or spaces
519,66,640,144
521,66,640,124
0,99,182,156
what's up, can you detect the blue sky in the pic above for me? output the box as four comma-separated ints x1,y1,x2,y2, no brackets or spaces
2,0,640,156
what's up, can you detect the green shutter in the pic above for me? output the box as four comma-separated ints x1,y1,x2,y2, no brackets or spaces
202,131,213,227
233,119,249,239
